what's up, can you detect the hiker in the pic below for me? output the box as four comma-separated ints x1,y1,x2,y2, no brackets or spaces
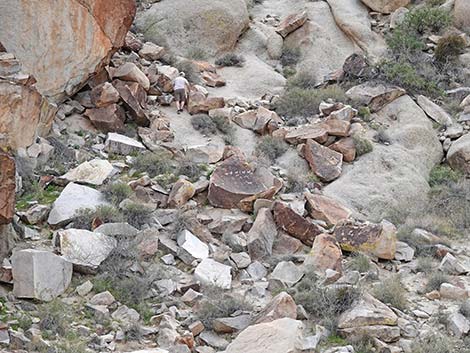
173,71,189,114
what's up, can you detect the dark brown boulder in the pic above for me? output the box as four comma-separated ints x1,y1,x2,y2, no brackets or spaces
113,79,150,127
85,104,126,133
302,139,343,182
0,152,15,224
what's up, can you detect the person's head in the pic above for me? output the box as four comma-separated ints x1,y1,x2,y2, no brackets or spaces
179,72,185,77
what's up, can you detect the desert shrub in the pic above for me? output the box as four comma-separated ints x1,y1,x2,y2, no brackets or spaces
275,85,346,118
411,333,468,353
429,165,462,187
176,158,201,180
16,182,62,210
425,272,450,292
124,323,143,342
102,182,133,205
352,336,375,353
212,115,236,144
121,201,153,228
255,136,289,161
435,34,466,63
353,135,373,156
358,106,372,121
280,47,301,67
174,59,200,83
131,152,173,178
347,253,372,273
73,205,124,230
403,6,452,35
283,66,297,78
284,174,307,193
191,114,217,135
387,27,426,56
287,70,318,90
373,275,408,310
374,128,392,144
185,47,207,60
197,287,252,329
39,300,70,337
215,53,245,67
460,300,470,319
416,256,436,274
291,271,361,333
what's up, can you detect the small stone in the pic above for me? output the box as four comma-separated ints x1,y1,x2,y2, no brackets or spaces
76,280,93,296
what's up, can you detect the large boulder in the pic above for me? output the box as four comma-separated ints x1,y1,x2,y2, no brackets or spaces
304,233,343,275
447,134,470,175
136,0,249,56
324,95,443,221
0,152,15,224
302,139,343,182
0,0,135,102
360,0,410,14
11,249,72,302
225,318,304,353
455,0,470,31
208,157,282,212
60,159,114,186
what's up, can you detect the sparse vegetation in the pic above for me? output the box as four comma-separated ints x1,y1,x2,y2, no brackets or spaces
102,182,133,205
121,201,153,228
429,165,463,187
347,253,372,273
16,183,62,210
353,135,373,156
174,59,200,83
287,70,318,90
435,33,466,63
73,205,124,230
255,136,289,161
191,114,218,135
176,158,202,180
280,46,301,67
425,272,450,292
416,256,436,274
411,333,469,353
374,128,392,144
215,53,245,67
185,47,207,61
39,299,70,338
373,275,408,310
131,152,173,178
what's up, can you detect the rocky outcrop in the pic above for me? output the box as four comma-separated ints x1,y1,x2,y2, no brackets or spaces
0,152,15,224
324,95,442,221
136,0,249,56
0,0,136,102
447,134,470,175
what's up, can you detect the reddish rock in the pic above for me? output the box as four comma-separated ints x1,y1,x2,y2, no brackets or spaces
284,126,328,145
85,104,126,133
276,12,308,38
255,292,297,324
193,61,217,73
157,66,179,93
113,79,150,127
0,152,15,224
138,42,165,61
90,82,120,108
202,71,226,87
233,107,283,135
334,220,397,260
188,92,225,115
124,32,143,52
302,139,343,182
318,117,351,137
304,233,343,275
305,192,352,227
329,138,356,162
273,231,304,255
113,62,150,91
208,157,282,211
168,179,196,208
272,201,322,246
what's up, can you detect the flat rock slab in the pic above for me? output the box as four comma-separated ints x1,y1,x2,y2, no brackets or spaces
105,132,146,155
60,159,114,185
47,182,109,226
194,258,232,289
11,249,72,301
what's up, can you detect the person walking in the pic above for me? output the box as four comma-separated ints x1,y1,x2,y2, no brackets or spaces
173,72,189,114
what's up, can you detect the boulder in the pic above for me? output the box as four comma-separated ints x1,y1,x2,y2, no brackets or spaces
447,134,470,175
168,179,196,208
186,143,225,164
58,229,117,271
0,0,135,101
255,292,297,324
329,138,356,162
225,318,304,353
85,104,126,133
276,12,308,38
233,107,283,135
105,132,146,155
394,241,414,262
304,233,343,275
302,139,343,182
113,63,150,91
139,42,165,61
208,157,282,211
346,83,406,112
272,201,322,246
319,117,351,137
136,0,249,56
188,92,225,115
60,159,114,186
113,79,150,127
194,258,232,289
247,208,277,260
0,152,15,224
201,71,226,88
454,0,470,31
304,192,352,227
47,182,109,226
360,0,410,14
176,229,209,265
334,220,397,260
284,126,329,145
11,249,72,301
438,253,468,275
417,95,453,126
448,312,470,338
213,315,252,334
324,95,442,221
270,261,304,287
90,82,120,108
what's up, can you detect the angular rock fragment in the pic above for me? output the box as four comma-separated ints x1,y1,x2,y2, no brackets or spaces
194,258,232,289
85,104,126,133
90,82,120,108
302,139,343,182
177,230,209,265
247,208,277,260
0,152,15,224
255,292,297,324
329,138,356,162
60,159,114,186
304,233,343,274
360,0,410,14
113,62,150,91
447,134,470,175
168,180,196,208
105,132,146,155
304,192,352,227
188,92,225,115
276,12,308,38
346,83,406,112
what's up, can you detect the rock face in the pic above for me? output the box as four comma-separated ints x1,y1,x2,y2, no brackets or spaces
0,152,15,224
324,95,442,221
417,95,453,126
346,83,406,112
447,134,470,175
225,318,304,353
454,0,470,30
47,182,109,226
11,249,73,302
0,0,136,102
208,157,282,211
136,0,249,56
360,0,410,14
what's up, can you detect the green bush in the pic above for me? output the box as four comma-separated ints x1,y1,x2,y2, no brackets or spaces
275,85,346,118
404,7,452,35
255,136,289,161
411,333,468,353
39,300,70,337
215,53,245,67
353,135,373,156
374,128,392,144
429,165,462,187
416,256,436,274
347,253,372,273
373,275,408,310
191,114,218,135
73,205,124,230
435,34,466,63
102,182,133,205
387,27,426,56
121,201,153,228
280,47,301,67
176,158,202,180
131,152,173,178
287,70,318,90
